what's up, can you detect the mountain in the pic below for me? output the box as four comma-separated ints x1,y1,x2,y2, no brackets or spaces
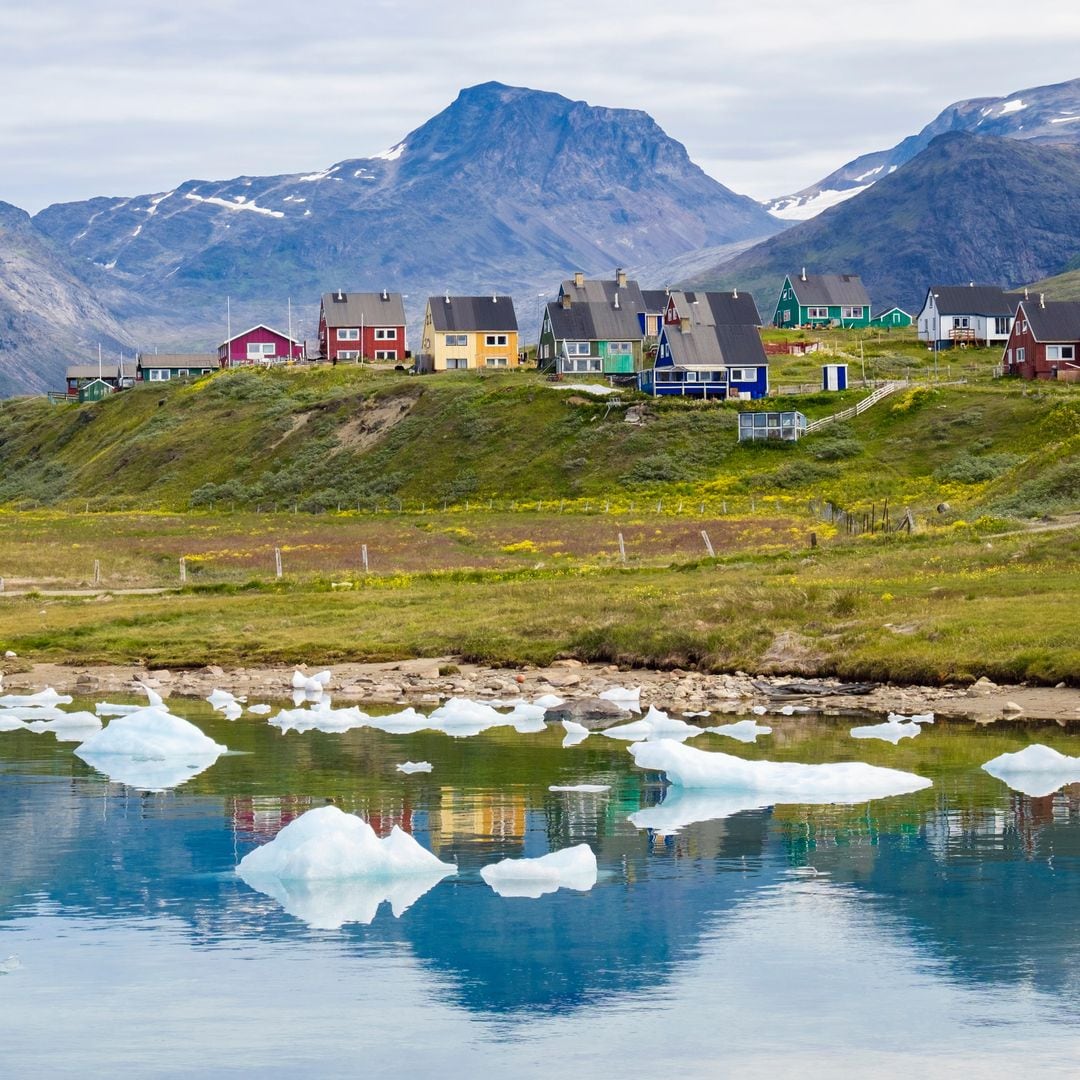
21,82,780,382
691,133,1080,312
768,76,1080,220
0,202,136,396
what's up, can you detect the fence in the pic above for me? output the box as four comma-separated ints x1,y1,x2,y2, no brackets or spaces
804,380,907,434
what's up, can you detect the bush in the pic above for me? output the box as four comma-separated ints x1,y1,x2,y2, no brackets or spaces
934,452,1022,484
621,455,686,484
989,459,1080,517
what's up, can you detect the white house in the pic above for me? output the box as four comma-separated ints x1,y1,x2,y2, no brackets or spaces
917,285,1022,348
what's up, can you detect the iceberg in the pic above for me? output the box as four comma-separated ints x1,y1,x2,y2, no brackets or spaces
480,843,598,898
601,705,706,743
25,711,102,743
397,761,433,774
549,784,609,793
850,718,922,744
0,714,28,732
364,708,435,735
561,720,590,747
292,670,332,694
599,686,642,712
270,705,369,734
0,688,72,708
247,704,272,716
628,740,932,800
707,720,772,743
134,681,164,707
207,688,245,710
532,694,564,709
981,744,1080,798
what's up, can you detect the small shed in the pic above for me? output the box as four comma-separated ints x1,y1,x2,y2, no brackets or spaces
738,411,807,442
822,363,848,391
78,378,114,403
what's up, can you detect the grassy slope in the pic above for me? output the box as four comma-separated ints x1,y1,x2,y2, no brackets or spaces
1027,267,1080,301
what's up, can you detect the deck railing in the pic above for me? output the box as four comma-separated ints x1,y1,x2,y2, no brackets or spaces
804,380,906,434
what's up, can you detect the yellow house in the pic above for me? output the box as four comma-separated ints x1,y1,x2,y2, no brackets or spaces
417,295,520,372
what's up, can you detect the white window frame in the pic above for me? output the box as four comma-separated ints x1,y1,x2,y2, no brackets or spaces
565,341,590,356
177,369,189,377
994,316,1011,335
445,358,468,369
148,369,170,381
953,317,971,329
841,306,864,319
445,334,468,347
1016,347,1026,363
337,350,360,360
374,349,398,360
485,334,508,346
484,356,508,368
728,368,750,382
337,328,360,341
374,328,397,340
1046,345,1074,361
608,341,632,354
247,342,276,359
806,307,829,320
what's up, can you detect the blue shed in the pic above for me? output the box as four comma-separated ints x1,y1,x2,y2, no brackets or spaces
823,363,848,391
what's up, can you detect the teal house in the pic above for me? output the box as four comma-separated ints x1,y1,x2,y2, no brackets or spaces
870,306,913,329
537,270,646,374
773,270,872,329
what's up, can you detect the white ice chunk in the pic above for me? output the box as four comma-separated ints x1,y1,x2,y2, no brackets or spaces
95,702,144,716
683,711,710,718
24,711,102,742
0,705,72,721
291,670,332,693
628,740,932,801
888,711,934,724
207,688,245,709
135,681,164,707
425,697,523,738
599,686,642,712
850,717,923,744
396,761,433,774
629,790,772,833
707,719,772,743
561,720,590,747
601,705,706,743
363,708,433,735
549,784,610,793
981,745,1080,798
220,701,243,721
270,705,369,734
247,704,272,715
480,843,597,898
0,715,28,732
0,688,72,707
532,694,564,709
751,705,768,715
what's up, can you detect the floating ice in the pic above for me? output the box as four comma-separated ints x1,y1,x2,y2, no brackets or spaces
707,719,772,743
207,688,245,710
247,704,272,716
683,711,710,718
601,706,706,743
532,694,564,709
778,705,810,715
237,806,455,884
561,720,590,747
135,681,164,707
888,711,934,724
0,688,72,708
25,711,102,742
364,708,434,735
981,745,1080,798
850,717,923,743
751,705,768,715
629,790,772,833
426,697,543,738
96,702,144,716
397,761,433,774
549,784,609,793
270,704,369,734
0,714,28,732
291,670,332,694
74,707,227,791
628,741,932,800
480,844,598,898
599,686,642,712
0,956,21,975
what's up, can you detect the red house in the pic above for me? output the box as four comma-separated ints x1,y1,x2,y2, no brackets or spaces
318,289,407,362
218,324,304,367
1002,297,1080,381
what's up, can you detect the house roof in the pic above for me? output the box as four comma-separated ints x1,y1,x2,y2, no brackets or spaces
427,296,518,333
928,285,1022,316
548,276,646,341
669,289,762,327
1019,299,1080,342
220,324,300,346
872,306,910,319
139,353,217,367
66,365,118,380
660,321,768,370
788,273,870,307
321,290,406,328
640,290,670,314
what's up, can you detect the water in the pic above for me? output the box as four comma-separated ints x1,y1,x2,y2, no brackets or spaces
2,698,1079,1077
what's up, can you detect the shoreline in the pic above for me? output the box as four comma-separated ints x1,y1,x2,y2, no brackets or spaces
4,658,1079,724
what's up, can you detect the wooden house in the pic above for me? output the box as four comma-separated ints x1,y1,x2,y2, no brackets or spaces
218,325,304,367
664,289,762,329
870,306,912,329
537,270,646,375
1002,296,1080,381
64,358,135,397
416,296,519,372
773,270,871,329
77,378,114,403
917,285,1021,348
137,353,217,382
318,289,407,362
639,290,670,338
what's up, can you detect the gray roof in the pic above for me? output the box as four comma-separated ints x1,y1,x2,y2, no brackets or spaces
322,290,406,328
929,285,1022,316
139,353,217,367
428,296,518,333
788,273,871,307
1020,299,1080,342
66,365,119,380
640,290,670,314
661,321,768,370
669,289,762,327
547,275,646,341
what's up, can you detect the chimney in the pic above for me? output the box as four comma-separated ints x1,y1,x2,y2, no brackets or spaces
574,271,584,288
800,267,807,282
969,281,974,288
492,293,497,303
1040,293,1046,309
614,292,620,310
1024,287,1030,300
444,293,451,304
381,288,389,301
732,287,738,299
680,316,690,333
616,268,627,288
560,293,571,310
334,289,345,302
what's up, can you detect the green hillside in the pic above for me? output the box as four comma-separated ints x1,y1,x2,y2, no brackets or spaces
1,365,1078,520
1027,265,1080,301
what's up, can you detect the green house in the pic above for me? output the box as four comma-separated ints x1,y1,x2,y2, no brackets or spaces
537,270,646,374
870,306,913,329
773,270,872,329
77,378,114,403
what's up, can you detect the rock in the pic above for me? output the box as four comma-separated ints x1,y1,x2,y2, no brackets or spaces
4,650,17,659
515,674,526,684
542,673,582,688
543,698,625,727
972,676,998,695
624,405,648,425
1003,701,1025,715
550,659,584,669
203,665,225,677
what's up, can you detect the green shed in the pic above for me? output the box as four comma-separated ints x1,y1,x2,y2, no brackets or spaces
77,378,114,403
870,306,913,329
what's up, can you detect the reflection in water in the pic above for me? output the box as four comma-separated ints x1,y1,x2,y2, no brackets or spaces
1,701,1079,1074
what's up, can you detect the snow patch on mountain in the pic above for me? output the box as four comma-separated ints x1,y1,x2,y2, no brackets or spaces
184,193,285,218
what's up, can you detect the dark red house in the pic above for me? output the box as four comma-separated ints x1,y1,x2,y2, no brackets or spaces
218,324,304,367
1002,298,1080,381
318,289,407,362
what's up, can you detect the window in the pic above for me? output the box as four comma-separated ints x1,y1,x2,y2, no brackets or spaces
247,342,276,358
728,369,749,382
1047,345,1075,361
807,307,829,319
565,341,590,356
1006,349,1013,367
608,341,632,354
485,334,508,346
953,317,970,329
147,369,170,381
445,334,468,347
178,369,189,377
337,350,359,360
1017,347,1026,363
841,306,864,319
337,328,360,340
564,357,600,373
446,358,468,369
485,357,508,367
781,309,791,324
374,349,397,360
994,316,1010,335
375,328,397,340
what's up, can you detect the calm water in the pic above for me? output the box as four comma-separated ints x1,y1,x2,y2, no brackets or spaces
2,697,1079,1078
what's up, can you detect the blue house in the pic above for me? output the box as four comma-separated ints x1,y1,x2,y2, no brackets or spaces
638,313,769,399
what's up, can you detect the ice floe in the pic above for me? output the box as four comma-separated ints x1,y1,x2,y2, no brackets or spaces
549,784,609,793
628,740,932,801
0,688,72,708
24,711,102,743
480,843,598,899
396,761,433,774
292,670,332,695
599,686,642,712
706,720,772,743
850,712,933,744
207,688,245,710
981,745,1080,798
247,704,272,716
629,790,774,833
532,694,565,709
561,720,590,747
601,706,706,743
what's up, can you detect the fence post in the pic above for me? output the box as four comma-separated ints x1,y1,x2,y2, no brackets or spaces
362,544,369,572
274,548,283,578
618,533,626,564
179,557,187,585
701,531,714,557
93,559,101,586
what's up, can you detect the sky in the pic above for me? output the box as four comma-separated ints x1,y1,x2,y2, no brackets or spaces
3,0,1080,214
